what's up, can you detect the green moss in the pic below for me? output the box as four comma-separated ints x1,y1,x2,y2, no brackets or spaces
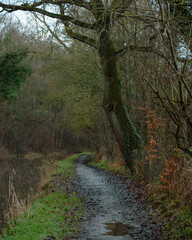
124,107,142,150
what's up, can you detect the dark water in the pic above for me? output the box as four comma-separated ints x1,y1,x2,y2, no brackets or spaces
103,222,135,236
0,157,43,232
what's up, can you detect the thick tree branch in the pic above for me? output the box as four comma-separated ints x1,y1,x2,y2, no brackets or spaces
0,2,96,30
15,0,91,10
64,22,97,48
58,4,97,48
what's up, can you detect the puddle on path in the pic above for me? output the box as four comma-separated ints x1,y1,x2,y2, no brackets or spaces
103,222,135,236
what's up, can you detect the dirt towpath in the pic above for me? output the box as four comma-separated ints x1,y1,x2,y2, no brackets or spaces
75,155,163,240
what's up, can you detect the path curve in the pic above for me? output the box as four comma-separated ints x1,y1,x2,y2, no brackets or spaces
75,155,163,240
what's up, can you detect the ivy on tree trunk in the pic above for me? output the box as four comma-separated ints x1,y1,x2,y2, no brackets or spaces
98,29,141,174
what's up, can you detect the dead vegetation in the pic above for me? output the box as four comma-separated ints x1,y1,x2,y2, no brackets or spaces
173,158,192,207
0,151,67,232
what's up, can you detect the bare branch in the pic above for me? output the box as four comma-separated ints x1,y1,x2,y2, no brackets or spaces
115,45,165,59
110,0,134,14
21,0,91,10
0,2,96,30
33,13,69,50
90,0,104,20
115,44,192,66
144,77,180,125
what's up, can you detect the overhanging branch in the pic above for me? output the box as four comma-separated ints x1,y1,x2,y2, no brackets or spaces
33,13,69,50
64,22,97,48
115,45,165,58
0,2,96,30
59,4,97,48
115,44,192,64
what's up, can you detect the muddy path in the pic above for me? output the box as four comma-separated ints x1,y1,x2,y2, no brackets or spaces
75,155,163,240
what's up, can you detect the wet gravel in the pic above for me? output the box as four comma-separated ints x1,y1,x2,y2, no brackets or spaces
75,155,163,240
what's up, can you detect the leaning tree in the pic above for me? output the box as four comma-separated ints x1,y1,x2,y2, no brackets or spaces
0,0,146,174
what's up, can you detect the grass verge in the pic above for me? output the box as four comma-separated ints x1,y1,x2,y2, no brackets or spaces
2,153,84,240
90,156,131,176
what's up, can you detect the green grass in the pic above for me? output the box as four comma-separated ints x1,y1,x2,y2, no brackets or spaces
58,153,84,170
168,207,192,239
90,157,131,176
3,153,85,240
158,197,192,239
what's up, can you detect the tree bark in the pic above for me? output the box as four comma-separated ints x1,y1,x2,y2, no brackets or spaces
98,30,141,174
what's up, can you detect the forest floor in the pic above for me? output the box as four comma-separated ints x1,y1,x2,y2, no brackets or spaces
75,154,163,240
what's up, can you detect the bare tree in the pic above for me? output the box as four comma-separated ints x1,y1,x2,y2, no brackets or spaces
0,0,145,173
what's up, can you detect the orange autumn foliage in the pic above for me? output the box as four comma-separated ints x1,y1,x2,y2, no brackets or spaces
160,147,181,189
138,106,180,188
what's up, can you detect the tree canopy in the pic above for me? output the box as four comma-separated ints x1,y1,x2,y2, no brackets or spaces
0,0,191,172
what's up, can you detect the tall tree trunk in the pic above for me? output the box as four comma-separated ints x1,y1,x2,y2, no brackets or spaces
98,30,141,174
